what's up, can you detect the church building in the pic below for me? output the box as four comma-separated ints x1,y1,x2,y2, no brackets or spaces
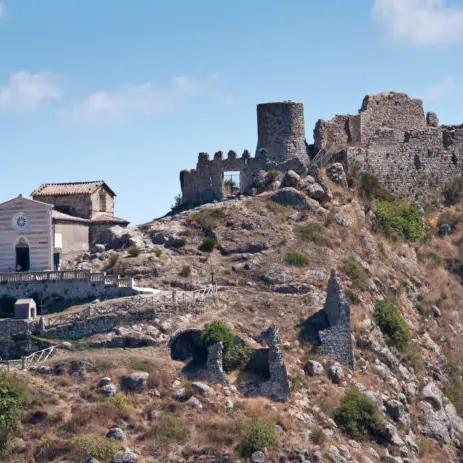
0,181,129,272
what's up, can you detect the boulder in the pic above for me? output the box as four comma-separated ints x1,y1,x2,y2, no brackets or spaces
326,163,348,188
304,360,325,376
150,225,186,248
422,382,443,410
111,448,138,463
328,364,344,384
121,372,149,393
251,451,266,463
191,382,216,396
92,243,106,253
186,396,203,409
260,267,292,285
106,427,126,441
385,399,405,421
85,457,100,463
269,188,319,211
306,183,326,202
281,170,302,189
99,225,143,251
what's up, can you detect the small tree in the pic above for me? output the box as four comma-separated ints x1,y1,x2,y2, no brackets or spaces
240,419,276,457
171,194,183,211
374,299,411,351
200,321,234,353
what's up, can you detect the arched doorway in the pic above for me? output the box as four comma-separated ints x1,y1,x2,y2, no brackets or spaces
15,237,30,271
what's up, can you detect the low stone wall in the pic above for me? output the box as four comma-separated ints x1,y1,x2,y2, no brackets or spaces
0,278,134,311
0,319,38,337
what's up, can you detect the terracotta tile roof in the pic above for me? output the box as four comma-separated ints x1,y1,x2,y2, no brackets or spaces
91,213,129,225
31,181,116,197
52,210,90,223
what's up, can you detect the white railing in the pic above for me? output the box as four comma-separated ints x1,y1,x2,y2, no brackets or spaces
0,270,132,288
2,346,55,370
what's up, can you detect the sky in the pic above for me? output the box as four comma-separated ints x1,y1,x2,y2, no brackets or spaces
1,0,463,224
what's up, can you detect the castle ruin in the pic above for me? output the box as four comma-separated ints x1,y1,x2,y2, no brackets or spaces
180,91,463,208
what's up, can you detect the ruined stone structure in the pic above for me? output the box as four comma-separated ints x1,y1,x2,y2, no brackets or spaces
316,270,354,369
180,102,310,207
313,91,463,204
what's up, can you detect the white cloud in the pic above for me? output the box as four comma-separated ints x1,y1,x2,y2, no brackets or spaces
0,1,5,19
372,0,463,46
65,73,222,125
425,76,457,100
0,71,64,113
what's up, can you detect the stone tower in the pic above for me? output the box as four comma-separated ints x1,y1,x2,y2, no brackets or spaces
256,101,309,168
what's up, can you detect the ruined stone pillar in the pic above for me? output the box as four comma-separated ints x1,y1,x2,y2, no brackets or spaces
256,101,309,168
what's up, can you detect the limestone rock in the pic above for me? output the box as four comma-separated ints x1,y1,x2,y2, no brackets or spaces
270,188,319,211
273,283,311,294
226,398,233,409
385,399,405,421
92,243,106,253
121,372,149,393
328,364,344,384
260,267,292,285
281,170,302,189
251,451,266,463
100,382,117,397
111,448,138,463
422,381,443,410
85,457,100,463
304,360,325,376
191,382,216,396
106,427,126,441
100,226,143,251
306,183,326,201
186,396,203,409
326,163,348,188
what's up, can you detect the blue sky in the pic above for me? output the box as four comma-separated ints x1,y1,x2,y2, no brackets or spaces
1,0,463,224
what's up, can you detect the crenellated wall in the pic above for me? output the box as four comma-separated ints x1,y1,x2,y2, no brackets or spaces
180,150,254,207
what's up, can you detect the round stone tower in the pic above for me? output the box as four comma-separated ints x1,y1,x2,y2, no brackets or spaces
256,101,309,166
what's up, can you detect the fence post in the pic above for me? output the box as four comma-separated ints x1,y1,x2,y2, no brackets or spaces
21,357,25,370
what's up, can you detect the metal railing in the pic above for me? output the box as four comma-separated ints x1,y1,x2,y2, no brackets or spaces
2,346,55,370
0,270,133,288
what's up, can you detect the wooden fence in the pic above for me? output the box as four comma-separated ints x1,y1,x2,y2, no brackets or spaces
1,346,55,371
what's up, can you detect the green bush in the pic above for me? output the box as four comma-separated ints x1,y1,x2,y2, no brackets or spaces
171,193,183,211
108,253,120,267
443,176,463,206
374,299,411,351
342,258,370,291
240,419,276,457
223,344,256,373
200,321,234,354
266,170,280,183
105,393,132,416
310,427,326,445
179,265,191,277
193,208,225,232
334,388,386,441
0,371,26,450
224,179,237,190
297,223,331,246
443,361,463,416
201,236,216,252
286,251,308,267
127,245,141,257
155,414,189,444
71,433,123,460
375,201,425,242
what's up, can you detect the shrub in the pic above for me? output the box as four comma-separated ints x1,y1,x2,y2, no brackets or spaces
357,172,394,201
171,193,183,211
179,265,191,277
266,170,279,183
155,248,163,258
105,393,132,416
108,253,120,267
155,414,189,444
193,208,225,232
200,321,234,354
0,371,26,450
342,258,370,291
240,419,276,457
344,288,360,304
310,427,326,445
334,388,386,441
443,176,463,206
297,223,330,246
224,179,236,190
286,251,308,267
71,433,123,460
374,299,411,351
201,237,216,252
266,199,291,214
223,344,256,373
127,245,141,257
374,201,425,242
444,360,463,416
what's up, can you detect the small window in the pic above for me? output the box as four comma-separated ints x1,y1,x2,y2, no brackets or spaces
99,192,106,212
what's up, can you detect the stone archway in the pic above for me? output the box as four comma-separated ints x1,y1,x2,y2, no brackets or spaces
15,237,30,271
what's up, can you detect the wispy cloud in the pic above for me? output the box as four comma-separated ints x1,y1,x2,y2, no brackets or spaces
0,71,65,113
372,0,463,46
425,76,458,101
0,1,5,19
64,73,223,125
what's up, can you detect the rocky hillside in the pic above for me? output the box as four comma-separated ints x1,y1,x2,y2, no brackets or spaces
4,167,463,463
